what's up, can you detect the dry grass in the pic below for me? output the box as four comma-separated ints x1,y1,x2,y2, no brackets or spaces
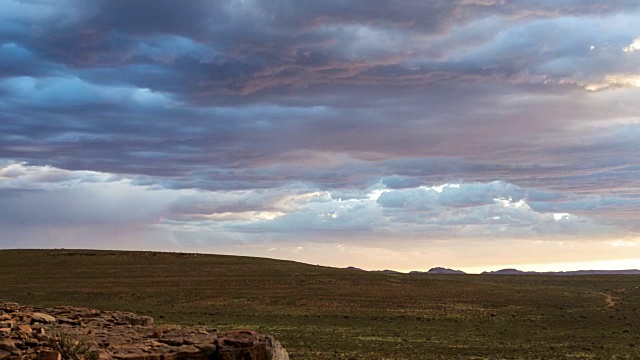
48,332,98,360
2,249,639,359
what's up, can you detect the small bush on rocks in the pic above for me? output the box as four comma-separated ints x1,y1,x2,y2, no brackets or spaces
48,332,98,360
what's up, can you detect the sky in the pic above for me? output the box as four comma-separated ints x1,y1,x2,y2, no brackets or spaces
1,0,640,273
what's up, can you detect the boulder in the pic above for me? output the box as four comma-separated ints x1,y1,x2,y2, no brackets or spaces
37,351,61,360
18,325,32,334
31,314,56,324
215,330,288,360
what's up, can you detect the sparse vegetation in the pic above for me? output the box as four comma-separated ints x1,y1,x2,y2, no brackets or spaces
2,249,640,359
48,332,98,360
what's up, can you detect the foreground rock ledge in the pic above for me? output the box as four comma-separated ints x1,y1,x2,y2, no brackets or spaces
0,302,288,360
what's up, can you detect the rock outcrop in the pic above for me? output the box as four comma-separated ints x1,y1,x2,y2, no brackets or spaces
0,302,288,360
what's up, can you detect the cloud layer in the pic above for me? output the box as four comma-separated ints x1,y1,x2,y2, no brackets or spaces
1,1,640,270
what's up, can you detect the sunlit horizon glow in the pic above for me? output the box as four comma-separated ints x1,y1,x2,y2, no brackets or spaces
2,1,640,272
459,259,640,275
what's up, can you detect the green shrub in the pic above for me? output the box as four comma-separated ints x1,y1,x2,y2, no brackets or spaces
48,332,99,360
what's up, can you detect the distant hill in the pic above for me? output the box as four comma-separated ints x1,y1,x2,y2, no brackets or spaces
346,267,403,274
553,269,640,275
410,267,467,275
346,266,640,275
345,266,364,271
373,269,402,274
482,268,530,275
482,268,640,275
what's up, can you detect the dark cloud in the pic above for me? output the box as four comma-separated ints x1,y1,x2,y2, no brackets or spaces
1,0,640,258
2,0,637,100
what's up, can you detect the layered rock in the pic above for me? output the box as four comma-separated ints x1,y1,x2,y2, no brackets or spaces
0,302,288,360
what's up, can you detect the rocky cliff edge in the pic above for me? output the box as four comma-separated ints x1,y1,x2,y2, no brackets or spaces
0,302,288,360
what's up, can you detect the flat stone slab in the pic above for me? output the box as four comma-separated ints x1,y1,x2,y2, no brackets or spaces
0,302,288,360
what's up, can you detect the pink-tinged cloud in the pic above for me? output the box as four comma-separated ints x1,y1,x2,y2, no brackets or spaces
2,1,640,270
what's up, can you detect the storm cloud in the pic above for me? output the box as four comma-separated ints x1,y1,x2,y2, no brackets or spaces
1,0,640,270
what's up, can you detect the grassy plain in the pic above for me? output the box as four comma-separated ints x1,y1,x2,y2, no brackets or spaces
1,249,639,359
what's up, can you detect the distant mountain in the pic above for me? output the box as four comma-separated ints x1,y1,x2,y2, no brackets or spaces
345,266,364,271
374,269,402,274
345,267,400,273
410,267,466,275
429,267,467,275
482,268,531,275
547,269,640,275
347,266,640,275
482,268,640,275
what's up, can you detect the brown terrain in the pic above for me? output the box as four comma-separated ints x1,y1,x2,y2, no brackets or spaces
0,302,288,360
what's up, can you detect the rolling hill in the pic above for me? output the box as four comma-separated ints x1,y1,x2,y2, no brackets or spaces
1,249,639,359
